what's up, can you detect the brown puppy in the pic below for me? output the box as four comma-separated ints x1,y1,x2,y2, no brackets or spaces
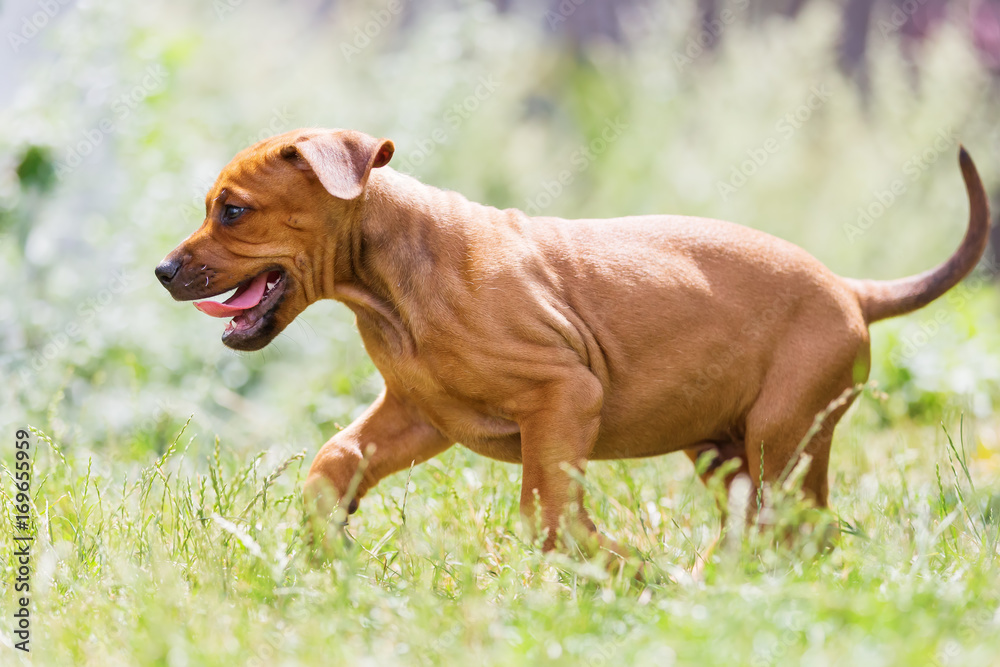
156,128,989,560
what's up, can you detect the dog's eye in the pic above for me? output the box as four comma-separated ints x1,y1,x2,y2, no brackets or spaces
221,205,247,224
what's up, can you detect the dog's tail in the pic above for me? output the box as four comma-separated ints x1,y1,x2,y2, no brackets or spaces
845,147,990,324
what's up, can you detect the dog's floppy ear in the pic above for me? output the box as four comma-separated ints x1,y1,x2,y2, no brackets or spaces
280,130,394,200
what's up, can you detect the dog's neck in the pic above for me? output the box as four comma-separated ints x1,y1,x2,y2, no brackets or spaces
325,168,506,353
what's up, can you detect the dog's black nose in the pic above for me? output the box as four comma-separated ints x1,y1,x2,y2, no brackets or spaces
155,257,182,285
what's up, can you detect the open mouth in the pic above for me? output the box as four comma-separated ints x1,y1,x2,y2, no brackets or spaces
193,270,286,344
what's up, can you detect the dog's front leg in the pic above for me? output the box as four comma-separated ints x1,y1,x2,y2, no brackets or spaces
304,389,452,518
516,373,630,562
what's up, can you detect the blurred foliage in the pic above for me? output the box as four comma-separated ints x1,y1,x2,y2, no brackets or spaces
2,2,1000,664
14,145,55,192
870,285,1000,424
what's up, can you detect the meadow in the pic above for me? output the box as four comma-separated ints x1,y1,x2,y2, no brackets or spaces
2,1,1000,664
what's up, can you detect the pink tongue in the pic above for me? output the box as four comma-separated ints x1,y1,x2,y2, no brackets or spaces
194,272,270,318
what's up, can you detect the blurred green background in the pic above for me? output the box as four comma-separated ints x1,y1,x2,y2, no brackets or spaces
5,3,1000,665
2,0,1000,459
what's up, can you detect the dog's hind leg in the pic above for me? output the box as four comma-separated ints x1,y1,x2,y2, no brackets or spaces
684,441,749,577
743,364,861,511
741,303,869,509
685,441,750,501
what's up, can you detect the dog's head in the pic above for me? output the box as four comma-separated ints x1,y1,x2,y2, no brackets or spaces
155,128,394,351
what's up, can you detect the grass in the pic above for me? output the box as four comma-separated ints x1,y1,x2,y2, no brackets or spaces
3,392,1000,666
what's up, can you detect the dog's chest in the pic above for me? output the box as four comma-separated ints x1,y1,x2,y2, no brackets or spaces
363,334,523,460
